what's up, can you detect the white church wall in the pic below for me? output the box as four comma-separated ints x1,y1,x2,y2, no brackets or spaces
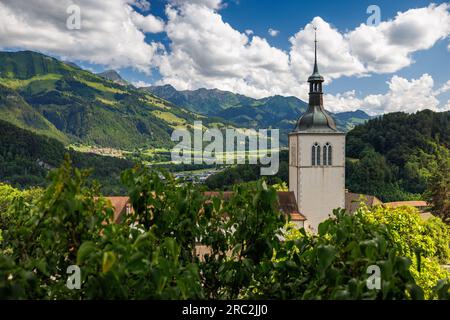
289,133,346,232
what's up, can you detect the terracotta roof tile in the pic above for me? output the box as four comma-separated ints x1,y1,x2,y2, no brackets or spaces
384,201,429,208
345,192,382,213
105,196,131,223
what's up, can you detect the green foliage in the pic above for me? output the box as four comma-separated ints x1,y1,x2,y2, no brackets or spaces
0,157,111,298
346,110,450,201
0,119,132,194
359,204,450,297
425,148,450,224
0,84,66,142
247,209,426,300
0,183,41,214
1,160,449,299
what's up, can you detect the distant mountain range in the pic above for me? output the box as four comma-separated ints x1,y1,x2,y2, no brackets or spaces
145,84,255,115
0,50,371,149
0,51,219,149
145,84,372,143
97,70,130,86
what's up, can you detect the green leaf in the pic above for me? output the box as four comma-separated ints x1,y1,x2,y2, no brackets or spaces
102,251,116,273
317,245,336,272
76,241,96,265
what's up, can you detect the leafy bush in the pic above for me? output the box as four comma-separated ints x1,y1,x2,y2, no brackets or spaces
0,158,449,299
359,204,450,297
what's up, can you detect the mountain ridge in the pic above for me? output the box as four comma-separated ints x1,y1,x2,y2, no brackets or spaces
0,50,371,149
0,51,219,149
97,70,130,86
144,84,372,143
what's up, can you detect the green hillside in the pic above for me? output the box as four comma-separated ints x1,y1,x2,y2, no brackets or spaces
0,51,215,149
0,119,132,194
205,110,450,203
0,84,67,142
346,110,450,201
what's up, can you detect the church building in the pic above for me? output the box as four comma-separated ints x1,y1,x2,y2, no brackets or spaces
289,32,346,232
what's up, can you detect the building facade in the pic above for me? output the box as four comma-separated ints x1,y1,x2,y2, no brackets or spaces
289,32,346,232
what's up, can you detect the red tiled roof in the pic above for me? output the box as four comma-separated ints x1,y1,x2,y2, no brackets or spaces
384,201,429,208
345,192,382,213
105,196,131,223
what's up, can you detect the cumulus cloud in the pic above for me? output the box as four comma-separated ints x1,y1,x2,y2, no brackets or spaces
154,2,450,112
289,17,366,82
0,0,163,72
132,80,153,87
268,28,279,37
446,100,450,109
1,1,449,114
128,0,151,12
130,10,165,33
348,3,450,73
155,2,301,98
169,0,223,10
436,80,450,95
325,74,449,115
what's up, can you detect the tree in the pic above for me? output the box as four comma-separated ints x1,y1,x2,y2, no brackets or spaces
1,158,449,299
426,148,450,224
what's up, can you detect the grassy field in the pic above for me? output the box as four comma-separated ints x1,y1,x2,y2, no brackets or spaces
69,144,283,168
0,73,62,90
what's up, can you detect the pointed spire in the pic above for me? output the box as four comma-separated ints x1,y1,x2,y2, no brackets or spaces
293,25,339,133
313,26,319,74
308,26,323,82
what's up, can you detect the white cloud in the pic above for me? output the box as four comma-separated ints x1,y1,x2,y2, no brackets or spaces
1,1,449,115
155,2,450,112
128,0,151,12
268,28,279,37
132,80,152,87
325,74,450,115
169,0,223,10
0,0,163,72
289,17,366,82
156,2,301,98
130,10,165,33
348,3,450,73
446,100,450,109
436,80,450,95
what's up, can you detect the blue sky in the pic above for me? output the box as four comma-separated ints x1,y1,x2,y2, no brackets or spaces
0,0,449,114
131,0,450,97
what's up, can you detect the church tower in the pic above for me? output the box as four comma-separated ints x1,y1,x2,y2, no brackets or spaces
288,29,346,232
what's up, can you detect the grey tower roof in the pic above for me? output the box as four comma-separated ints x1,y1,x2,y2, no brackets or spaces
295,105,338,133
293,28,340,134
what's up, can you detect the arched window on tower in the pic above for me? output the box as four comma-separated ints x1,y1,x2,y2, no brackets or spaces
312,142,320,166
323,142,332,166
